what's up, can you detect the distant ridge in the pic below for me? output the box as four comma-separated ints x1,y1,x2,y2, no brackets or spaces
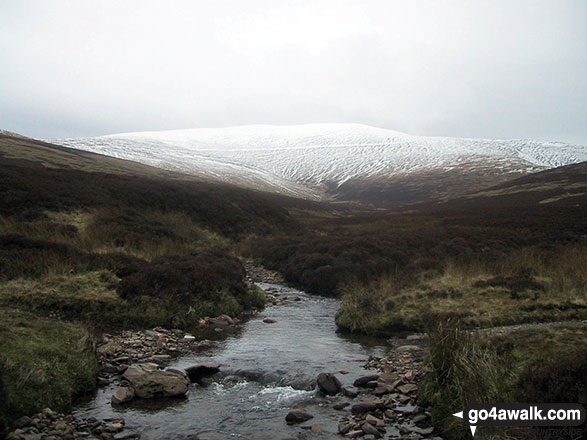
52,124,587,207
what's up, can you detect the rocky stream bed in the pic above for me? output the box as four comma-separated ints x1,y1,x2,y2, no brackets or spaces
6,267,440,440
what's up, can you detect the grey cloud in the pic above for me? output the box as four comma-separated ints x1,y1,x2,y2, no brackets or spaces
0,0,585,143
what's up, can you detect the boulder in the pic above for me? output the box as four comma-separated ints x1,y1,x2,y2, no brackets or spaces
185,363,221,382
263,318,277,324
361,422,381,437
342,386,359,398
111,387,135,404
316,372,342,395
285,409,313,424
353,374,380,387
122,363,158,382
351,398,386,414
126,368,189,399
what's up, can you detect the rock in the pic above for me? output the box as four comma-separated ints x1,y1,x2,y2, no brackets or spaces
113,432,140,440
111,387,135,404
338,421,351,435
413,414,428,424
361,422,381,437
105,422,124,433
412,426,434,435
316,372,342,395
398,394,411,403
285,409,313,425
353,374,379,387
345,430,364,439
342,386,359,398
183,334,196,341
129,369,189,399
373,385,394,396
311,423,322,433
365,414,384,427
122,364,158,382
351,399,385,414
185,363,221,382
263,318,277,324
395,345,420,352
333,402,350,410
12,416,33,429
397,383,417,394
387,426,401,437
395,404,418,414
166,368,188,378
339,370,349,375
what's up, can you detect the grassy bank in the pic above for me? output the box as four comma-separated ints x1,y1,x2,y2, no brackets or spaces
335,244,587,334
0,308,99,430
420,320,587,439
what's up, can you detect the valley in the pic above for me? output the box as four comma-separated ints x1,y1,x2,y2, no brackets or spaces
0,130,585,440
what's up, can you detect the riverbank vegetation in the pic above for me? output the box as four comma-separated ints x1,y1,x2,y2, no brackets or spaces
420,320,586,439
335,244,586,334
0,137,304,428
0,309,99,426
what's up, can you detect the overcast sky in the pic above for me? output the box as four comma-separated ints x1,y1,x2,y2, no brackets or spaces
0,0,585,143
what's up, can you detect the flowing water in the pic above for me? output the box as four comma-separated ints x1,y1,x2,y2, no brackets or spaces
73,283,391,439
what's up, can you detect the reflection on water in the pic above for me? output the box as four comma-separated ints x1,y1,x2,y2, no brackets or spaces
73,283,390,439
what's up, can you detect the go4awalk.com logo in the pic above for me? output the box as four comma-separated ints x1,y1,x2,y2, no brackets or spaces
453,401,585,437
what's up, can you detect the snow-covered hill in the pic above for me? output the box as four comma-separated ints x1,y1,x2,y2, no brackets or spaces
52,124,587,205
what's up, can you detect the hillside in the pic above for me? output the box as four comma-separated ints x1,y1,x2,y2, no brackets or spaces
430,161,587,210
0,130,304,237
53,123,587,207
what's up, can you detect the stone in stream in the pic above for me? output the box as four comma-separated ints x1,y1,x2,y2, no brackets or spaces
361,422,382,437
316,372,342,395
113,432,140,440
353,374,380,387
285,409,313,425
125,367,189,399
111,387,135,404
351,398,386,414
185,363,221,382
342,386,359,398
122,363,158,382
333,402,350,410
263,318,277,324
311,423,322,433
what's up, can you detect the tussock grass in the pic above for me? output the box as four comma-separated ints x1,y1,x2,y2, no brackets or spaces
0,308,99,427
420,319,513,439
421,321,587,439
336,245,587,334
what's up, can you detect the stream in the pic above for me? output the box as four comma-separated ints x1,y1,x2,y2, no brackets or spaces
73,283,391,439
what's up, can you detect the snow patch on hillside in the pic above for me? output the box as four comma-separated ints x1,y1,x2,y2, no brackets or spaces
52,124,586,197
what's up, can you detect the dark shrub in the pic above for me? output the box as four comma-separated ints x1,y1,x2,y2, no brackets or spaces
117,250,247,305
88,252,147,278
516,348,587,405
86,210,177,249
0,235,84,279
